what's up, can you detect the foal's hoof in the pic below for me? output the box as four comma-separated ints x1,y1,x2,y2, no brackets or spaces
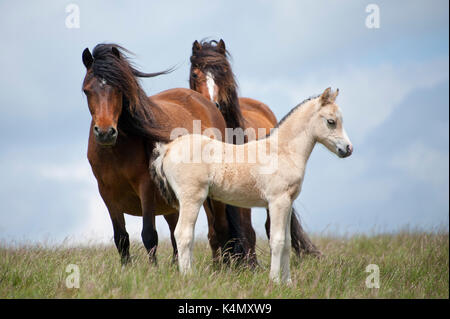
270,277,293,286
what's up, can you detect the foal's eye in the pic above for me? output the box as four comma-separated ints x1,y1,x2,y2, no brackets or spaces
327,119,336,126
191,73,198,79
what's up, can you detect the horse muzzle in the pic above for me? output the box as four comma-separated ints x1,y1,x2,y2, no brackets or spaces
338,144,353,158
94,125,118,146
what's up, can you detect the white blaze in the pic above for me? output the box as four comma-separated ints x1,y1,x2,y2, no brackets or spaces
206,72,216,102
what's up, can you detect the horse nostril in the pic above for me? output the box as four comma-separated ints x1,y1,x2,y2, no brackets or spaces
108,127,117,137
94,126,100,135
347,144,353,154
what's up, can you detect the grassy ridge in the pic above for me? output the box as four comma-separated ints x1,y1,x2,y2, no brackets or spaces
0,232,448,298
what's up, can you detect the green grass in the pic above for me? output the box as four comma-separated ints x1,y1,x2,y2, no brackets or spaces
0,231,448,298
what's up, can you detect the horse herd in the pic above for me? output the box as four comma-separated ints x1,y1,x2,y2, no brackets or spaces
81,40,352,283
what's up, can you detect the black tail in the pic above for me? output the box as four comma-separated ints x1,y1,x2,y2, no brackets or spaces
291,208,322,257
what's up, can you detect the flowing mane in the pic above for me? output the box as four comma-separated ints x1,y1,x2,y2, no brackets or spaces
88,43,171,142
190,40,245,130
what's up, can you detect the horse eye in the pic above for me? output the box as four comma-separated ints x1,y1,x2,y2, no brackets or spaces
191,73,198,79
327,119,336,126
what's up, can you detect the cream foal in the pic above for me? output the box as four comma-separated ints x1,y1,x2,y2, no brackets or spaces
151,88,353,283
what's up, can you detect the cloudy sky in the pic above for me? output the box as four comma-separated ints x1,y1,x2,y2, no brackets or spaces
0,1,448,245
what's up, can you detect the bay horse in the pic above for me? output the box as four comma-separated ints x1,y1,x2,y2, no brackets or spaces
151,88,353,283
189,39,321,258
82,43,247,265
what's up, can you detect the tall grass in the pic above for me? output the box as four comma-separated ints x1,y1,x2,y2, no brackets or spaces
0,231,448,298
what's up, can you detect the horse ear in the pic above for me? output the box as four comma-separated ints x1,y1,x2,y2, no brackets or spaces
217,39,226,55
82,48,93,69
192,40,201,55
320,87,339,105
111,46,121,59
320,87,332,105
333,88,340,101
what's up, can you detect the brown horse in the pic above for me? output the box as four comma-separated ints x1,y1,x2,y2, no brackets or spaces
189,39,321,258
82,43,248,265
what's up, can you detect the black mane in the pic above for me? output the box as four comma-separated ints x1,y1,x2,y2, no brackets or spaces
89,43,171,143
190,40,245,131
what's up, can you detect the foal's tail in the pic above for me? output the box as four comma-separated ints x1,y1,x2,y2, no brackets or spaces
150,142,178,208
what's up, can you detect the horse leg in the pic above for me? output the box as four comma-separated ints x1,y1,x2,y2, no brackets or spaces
140,184,159,264
164,213,179,264
98,186,130,265
239,208,258,267
268,197,292,283
204,199,252,265
265,209,271,240
204,199,230,263
111,213,131,266
141,211,158,264
203,199,221,262
175,199,204,275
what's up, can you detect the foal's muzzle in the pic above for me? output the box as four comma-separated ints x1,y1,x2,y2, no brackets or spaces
338,144,353,158
94,125,118,146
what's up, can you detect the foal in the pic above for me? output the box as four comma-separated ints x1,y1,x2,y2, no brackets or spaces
151,88,353,283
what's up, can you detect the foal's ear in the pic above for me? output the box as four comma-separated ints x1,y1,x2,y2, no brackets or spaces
82,48,93,69
111,46,121,59
192,40,201,55
320,87,338,105
333,88,340,100
217,39,226,55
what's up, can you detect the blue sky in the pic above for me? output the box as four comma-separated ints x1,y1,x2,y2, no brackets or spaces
0,0,448,245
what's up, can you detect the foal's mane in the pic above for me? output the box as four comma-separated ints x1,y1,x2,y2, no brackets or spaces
190,40,245,130
89,43,171,143
264,94,320,138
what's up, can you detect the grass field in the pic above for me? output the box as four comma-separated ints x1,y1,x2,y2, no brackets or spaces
0,231,448,298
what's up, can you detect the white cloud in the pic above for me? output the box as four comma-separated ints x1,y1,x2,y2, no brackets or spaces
39,161,92,183
37,160,210,245
240,57,449,144
390,140,450,188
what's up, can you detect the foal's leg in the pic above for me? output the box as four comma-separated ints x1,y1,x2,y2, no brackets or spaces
266,208,322,258
281,208,292,283
175,198,205,275
268,197,292,283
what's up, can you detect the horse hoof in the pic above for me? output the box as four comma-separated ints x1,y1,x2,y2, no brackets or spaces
121,255,132,266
